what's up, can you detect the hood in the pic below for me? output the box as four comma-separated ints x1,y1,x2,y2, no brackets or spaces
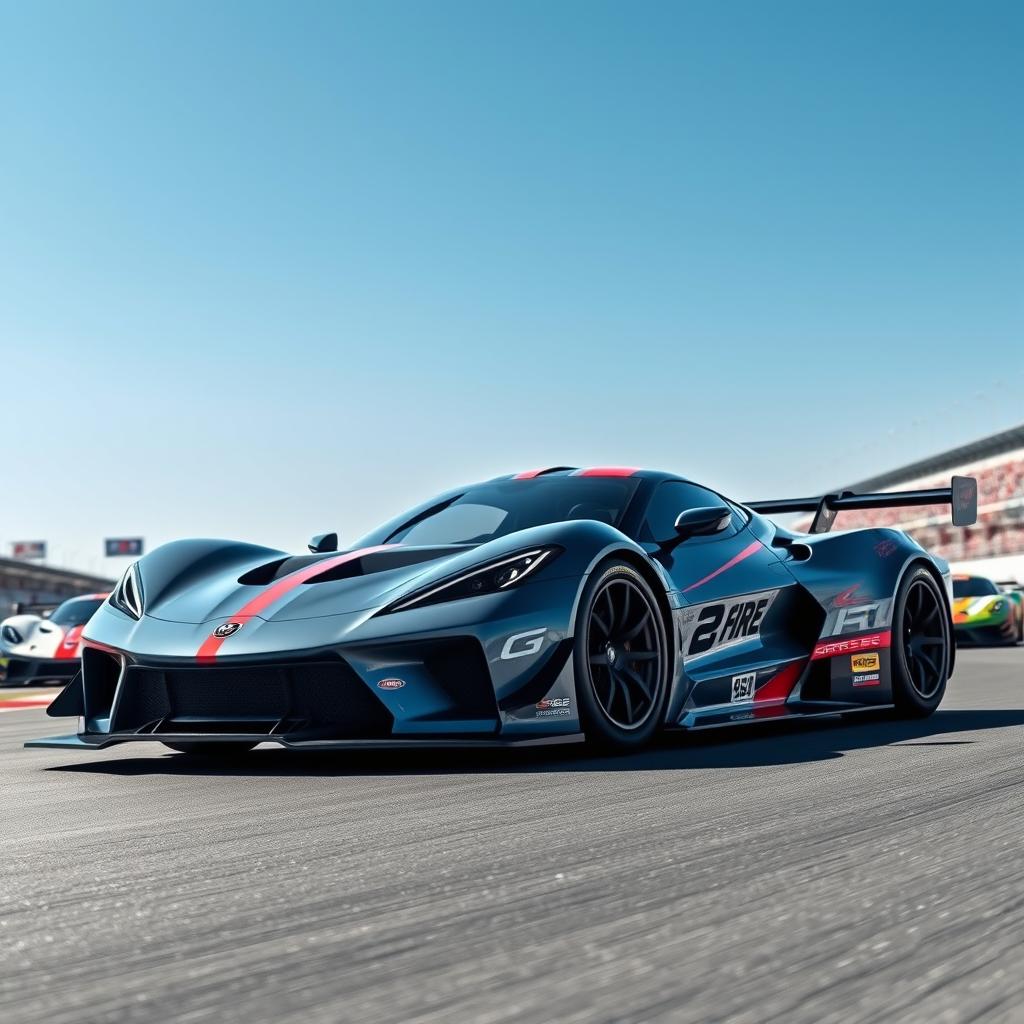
125,521,622,628
141,543,489,624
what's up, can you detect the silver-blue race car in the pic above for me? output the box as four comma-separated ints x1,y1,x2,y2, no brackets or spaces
29,467,977,757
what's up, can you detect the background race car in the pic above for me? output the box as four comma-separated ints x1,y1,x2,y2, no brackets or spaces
0,594,109,685
952,574,1024,645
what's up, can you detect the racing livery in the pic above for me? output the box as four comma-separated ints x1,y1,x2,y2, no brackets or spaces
28,469,977,755
2,594,108,685
952,574,1024,645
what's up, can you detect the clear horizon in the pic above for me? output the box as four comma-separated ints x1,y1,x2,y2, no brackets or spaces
2,1,1021,576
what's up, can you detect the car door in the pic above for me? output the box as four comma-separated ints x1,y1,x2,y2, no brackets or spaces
638,480,800,714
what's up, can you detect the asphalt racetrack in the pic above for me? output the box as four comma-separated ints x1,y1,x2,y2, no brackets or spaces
3,648,1023,1024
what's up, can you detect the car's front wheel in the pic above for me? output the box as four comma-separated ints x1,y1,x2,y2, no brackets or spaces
573,561,670,751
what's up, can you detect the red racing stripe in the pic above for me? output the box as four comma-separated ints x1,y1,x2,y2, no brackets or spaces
811,630,891,661
196,545,394,663
573,467,640,477
754,660,804,705
54,625,85,659
681,540,762,594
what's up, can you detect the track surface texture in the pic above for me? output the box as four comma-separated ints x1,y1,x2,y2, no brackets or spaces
2,648,1024,1024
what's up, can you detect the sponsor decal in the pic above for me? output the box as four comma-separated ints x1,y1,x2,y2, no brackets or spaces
833,584,869,607
377,678,406,690
536,697,571,718
500,627,547,660
730,672,756,703
851,653,880,673
833,601,889,634
875,540,898,558
812,630,891,660
852,673,881,687
682,589,779,659
212,622,242,639
730,711,755,722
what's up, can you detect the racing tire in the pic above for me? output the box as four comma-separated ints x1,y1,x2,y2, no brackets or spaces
891,567,951,719
573,560,671,751
162,742,257,756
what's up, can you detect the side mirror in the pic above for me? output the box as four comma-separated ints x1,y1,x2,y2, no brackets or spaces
308,532,339,553
672,505,732,542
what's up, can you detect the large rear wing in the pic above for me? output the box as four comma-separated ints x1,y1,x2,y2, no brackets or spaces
746,475,978,535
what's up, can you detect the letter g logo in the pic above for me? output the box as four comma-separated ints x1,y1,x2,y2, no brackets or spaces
500,627,547,660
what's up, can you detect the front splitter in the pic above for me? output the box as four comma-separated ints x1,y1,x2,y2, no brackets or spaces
25,732,586,751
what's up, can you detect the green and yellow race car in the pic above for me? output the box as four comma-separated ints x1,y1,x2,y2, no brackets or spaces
952,574,1024,645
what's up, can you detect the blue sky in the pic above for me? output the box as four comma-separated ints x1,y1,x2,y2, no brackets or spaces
1,0,1021,576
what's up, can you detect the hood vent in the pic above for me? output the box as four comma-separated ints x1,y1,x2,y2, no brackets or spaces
238,555,326,586
238,545,473,588
304,546,466,585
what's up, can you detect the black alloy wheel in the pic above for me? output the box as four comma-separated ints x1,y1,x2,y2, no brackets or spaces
574,561,670,750
892,567,950,717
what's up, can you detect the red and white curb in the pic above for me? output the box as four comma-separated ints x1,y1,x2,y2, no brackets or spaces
0,695,56,713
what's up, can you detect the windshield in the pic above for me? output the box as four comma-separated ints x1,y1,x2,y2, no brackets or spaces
953,577,999,598
50,597,106,626
378,477,641,547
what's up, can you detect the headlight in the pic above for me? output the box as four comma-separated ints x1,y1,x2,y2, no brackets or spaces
1,625,23,645
993,600,1005,613
110,562,144,619
385,548,560,613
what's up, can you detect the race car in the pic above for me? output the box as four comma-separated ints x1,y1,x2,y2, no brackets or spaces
1,593,109,685
28,468,977,756
952,574,1024,645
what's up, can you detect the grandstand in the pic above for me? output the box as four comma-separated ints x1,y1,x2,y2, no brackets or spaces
803,423,1024,581
0,557,114,616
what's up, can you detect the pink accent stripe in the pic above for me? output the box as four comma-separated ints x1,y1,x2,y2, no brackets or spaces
514,469,547,479
196,545,394,662
573,467,640,478
681,540,762,594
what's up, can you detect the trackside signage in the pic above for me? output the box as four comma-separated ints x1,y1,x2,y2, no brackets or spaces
105,538,144,557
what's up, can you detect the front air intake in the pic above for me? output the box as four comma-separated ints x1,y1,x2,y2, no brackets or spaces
110,659,393,738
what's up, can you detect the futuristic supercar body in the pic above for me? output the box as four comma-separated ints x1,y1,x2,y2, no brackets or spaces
29,468,978,755
1,594,108,685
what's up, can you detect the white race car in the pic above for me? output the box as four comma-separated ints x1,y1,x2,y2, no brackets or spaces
0,594,108,685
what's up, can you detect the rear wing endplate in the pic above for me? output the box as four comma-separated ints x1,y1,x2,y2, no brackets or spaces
746,475,978,535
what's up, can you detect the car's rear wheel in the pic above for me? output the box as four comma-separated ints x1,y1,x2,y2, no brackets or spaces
162,742,257,756
892,567,950,718
573,561,670,751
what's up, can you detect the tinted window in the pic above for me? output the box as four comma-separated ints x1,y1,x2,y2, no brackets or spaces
380,477,640,546
953,577,999,597
641,481,737,543
50,597,105,626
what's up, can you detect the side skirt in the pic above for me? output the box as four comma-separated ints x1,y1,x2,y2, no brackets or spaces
677,700,895,731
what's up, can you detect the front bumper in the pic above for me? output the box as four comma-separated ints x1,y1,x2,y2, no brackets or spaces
36,626,578,751
31,574,585,752
1,655,79,685
953,621,1018,646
